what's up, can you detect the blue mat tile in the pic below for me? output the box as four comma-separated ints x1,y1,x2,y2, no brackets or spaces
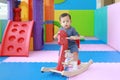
0,57,8,62
43,44,60,50
79,51,120,62
42,40,106,50
0,62,67,80
80,40,106,44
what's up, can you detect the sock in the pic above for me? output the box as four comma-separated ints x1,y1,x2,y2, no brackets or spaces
72,61,78,70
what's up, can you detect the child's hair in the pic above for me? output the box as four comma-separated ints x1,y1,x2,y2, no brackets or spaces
59,13,71,21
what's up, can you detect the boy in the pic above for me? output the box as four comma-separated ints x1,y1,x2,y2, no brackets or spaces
54,13,80,70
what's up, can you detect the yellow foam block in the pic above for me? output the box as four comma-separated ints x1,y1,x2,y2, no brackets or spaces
29,37,33,51
19,0,29,21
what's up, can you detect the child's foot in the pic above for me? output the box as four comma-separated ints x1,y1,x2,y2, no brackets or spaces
72,61,78,70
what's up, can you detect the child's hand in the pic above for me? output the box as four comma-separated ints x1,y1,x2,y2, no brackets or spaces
53,33,58,40
70,36,76,40
69,36,80,40
53,35,57,39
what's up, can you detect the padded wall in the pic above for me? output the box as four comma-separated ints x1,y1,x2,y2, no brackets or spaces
54,10,94,36
94,7,107,43
70,10,94,36
54,0,65,4
55,0,96,10
108,2,120,52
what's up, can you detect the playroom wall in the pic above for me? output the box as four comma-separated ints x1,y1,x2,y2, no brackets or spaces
0,20,8,43
54,0,96,36
54,0,96,10
0,2,8,43
0,0,96,43
94,6,107,43
108,2,120,52
94,2,120,52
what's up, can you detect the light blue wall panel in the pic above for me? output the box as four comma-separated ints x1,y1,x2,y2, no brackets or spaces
94,7,107,43
0,20,8,42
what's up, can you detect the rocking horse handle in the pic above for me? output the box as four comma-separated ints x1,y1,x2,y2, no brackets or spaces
66,36,81,40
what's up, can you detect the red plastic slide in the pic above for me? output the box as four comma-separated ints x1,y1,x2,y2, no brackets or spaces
0,20,34,56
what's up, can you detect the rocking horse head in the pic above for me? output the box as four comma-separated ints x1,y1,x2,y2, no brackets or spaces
57,30,68,45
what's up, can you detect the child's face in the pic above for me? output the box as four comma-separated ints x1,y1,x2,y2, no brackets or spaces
60,15,71,29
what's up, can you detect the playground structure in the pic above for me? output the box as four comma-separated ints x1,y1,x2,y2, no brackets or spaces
0,0,55,56
0,0,120,55
0,0,87,53
41,30,93,77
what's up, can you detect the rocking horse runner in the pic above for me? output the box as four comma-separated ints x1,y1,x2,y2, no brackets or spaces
41,30,93,77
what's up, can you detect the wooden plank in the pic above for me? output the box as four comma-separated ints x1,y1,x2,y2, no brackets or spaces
41,60,93,77
61,60,93,77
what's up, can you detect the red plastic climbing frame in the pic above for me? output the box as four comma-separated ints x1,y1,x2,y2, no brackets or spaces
13,8,21,21
0,20,34,56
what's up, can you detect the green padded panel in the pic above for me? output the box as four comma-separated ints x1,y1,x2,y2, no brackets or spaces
54,0,65,4
43,24,46,42
70,10,94,36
